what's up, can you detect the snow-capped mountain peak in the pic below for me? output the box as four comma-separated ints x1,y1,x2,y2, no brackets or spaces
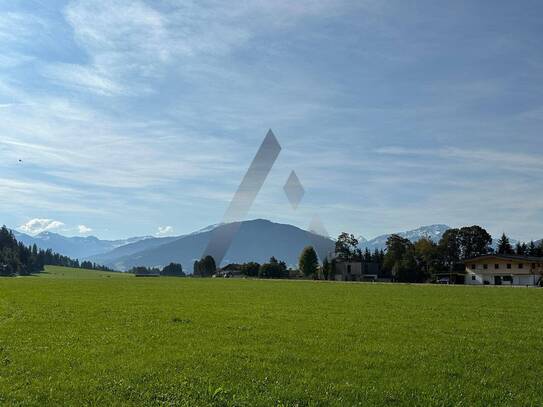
360,224,451,250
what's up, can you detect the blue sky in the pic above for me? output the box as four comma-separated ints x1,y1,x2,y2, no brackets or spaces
1,0,543,242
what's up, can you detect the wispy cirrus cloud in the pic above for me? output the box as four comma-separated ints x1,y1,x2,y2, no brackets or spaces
2,0,543,242
52,0,362,95
0,12,47,43
55,0,171,95
42,64,123,96
57,0,248,95
375,146,543,173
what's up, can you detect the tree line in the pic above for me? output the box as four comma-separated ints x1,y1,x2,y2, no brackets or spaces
367,227,541,283
125,224,542,283
300,226,543,283
194,256,290,279
0,226,114,276
129,262,186,276
495,233,543,257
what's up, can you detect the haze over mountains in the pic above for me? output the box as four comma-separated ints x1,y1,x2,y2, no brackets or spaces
90,219,335,271
10,220,458,271
11,220,530,272
11,230,152,260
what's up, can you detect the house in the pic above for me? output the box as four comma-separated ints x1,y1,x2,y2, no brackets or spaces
464,255,543,286
222,270,245,278
215,264,245,278
332,260,380,282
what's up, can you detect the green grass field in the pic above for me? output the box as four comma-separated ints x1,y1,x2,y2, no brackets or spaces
1,266,542,406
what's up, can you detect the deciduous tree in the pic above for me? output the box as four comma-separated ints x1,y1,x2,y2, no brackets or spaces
335,232,359,261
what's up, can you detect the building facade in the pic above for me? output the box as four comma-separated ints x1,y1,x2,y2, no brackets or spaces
465,255,543,286
333,260,380,282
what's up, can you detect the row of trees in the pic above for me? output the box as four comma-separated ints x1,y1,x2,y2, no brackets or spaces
380,226,493,282
259,257,289,278
334,232,386,264
124,226,543,282
198,257,289,279
0,226,113,276
305,226,543,283
80,261,115,272
129,262,186,276
381,227,543,283
495,233,543,257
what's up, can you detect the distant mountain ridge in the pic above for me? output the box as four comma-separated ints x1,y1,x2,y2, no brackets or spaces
360,224,451,250
8,222,536,272
89,219,335,272
87,235,180,264
10,230,152,260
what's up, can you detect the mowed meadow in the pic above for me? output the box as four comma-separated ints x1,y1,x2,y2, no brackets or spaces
1,267,542,406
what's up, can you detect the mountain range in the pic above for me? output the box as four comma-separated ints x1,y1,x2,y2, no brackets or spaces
359,224,451,250
12,220,537,273
9,220,461,272
89,219,334,271
11,230,152,259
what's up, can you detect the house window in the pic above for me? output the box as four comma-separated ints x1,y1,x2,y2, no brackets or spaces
503,276,513,282
495,264,500,269
519,263,524,269
472,264,477,270
347,265,351,274
471,275,476,281
483,264,488,269
507,264,512,269
532,263,536,269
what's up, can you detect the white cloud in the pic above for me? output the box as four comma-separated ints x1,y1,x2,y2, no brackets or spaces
155,225,174,236
54,0,355,95
78,224,93,234
58,0,173,95
5,0,542,243
20,218,65,235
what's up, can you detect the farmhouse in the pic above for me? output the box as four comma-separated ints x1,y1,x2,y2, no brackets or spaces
465,255,543,286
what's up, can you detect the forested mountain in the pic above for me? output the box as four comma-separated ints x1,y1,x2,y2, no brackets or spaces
0,226,112,276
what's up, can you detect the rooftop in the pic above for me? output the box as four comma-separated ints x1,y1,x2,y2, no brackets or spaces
465,254,543,263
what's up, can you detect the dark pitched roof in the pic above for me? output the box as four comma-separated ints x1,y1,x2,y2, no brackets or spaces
221,263,242,271
464,254,543,263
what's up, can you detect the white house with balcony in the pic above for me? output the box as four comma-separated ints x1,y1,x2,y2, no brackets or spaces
464,255,542,286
